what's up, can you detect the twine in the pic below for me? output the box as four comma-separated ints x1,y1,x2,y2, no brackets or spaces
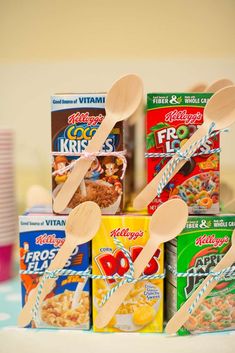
145,123,228,197
52,150,127,179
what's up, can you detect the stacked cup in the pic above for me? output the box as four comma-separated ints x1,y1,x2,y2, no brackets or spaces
0,129,17,281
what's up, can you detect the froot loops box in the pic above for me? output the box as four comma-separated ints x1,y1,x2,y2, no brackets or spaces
51,93,126,214
19,211,90,329
166,215,235,335
92,215,164,332
146,93,220,215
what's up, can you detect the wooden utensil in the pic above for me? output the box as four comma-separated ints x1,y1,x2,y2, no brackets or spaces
127,98,145,126
95,198,188,329
165,230,235,335
188,83,207,93
188,78,233,93
71,278,88,309
133,85,235,210
204,78,233,93
53,74,143,213
18,201,101,327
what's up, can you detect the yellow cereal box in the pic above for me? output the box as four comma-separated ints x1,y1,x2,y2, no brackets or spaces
92,215,164,332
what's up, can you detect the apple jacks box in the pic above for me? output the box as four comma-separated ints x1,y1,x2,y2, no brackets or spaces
166,215,235,335
92,215,164,332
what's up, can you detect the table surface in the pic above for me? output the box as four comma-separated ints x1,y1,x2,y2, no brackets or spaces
1,278,235,353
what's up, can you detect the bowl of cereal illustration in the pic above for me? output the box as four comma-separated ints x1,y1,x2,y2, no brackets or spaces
183,294,235,334
53,180,122,214
36,290,90,329
95,281,162,332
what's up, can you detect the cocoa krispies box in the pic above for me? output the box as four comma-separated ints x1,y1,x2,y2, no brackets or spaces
51,94,126,214
92,215,164,332
166,214,235,335
146,93,220,215
19,209,91,329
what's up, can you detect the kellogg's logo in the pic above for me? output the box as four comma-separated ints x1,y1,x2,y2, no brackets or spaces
165,109,202,125
67,112,104,126
110,227,144,240
195,234,229,248
35,233,65,247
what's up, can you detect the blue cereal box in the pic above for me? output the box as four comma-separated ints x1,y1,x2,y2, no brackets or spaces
19,211,90,329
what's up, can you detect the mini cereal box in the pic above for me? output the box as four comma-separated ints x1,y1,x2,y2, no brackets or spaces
146,93,220,215
51,94,126,214
92,215,164,332
19,211,90,329
166,215,235,335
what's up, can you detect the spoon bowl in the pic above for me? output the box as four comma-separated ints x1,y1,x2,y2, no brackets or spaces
149,198,188,243
188,83,207,93
105,74,143,121
204,78,233,93
204,85,235,130
65,201,102,244
231,229,235,244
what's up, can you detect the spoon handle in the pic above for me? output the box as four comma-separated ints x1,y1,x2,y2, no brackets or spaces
18,239,75,327
72,278,88,309
53,118,115,213
165,245,235,335
95,240,160,329
133,125,207,210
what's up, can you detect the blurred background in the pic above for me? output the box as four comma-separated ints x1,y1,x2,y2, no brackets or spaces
0,0,235,213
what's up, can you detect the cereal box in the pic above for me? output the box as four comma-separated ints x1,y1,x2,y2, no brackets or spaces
166,215,235,335
51,94,126,214
19,211,90,329
92,215,164,332
146,93,220,215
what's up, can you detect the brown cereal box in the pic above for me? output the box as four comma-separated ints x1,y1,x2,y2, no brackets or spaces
51,94,126,214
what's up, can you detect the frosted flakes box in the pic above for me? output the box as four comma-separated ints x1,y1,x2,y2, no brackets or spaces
51,93,126,214
166,215,235,335
92,215,164,332
19,212,90,329
146,93,220,215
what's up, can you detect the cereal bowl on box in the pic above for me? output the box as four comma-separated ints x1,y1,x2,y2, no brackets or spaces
53,180,122,215
94,282,162,332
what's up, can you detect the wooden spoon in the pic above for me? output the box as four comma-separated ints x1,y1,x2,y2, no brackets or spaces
53,74,143,213
204,78,233,93
188,79,233,93
166,230,235,335
133,85,235,210
188,83,207,93
18,201,101,327
95,198,188,329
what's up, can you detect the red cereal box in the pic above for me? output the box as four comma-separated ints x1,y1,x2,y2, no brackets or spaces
146,93,220,215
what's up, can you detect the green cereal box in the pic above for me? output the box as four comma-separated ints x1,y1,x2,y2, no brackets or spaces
166,215,235,335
